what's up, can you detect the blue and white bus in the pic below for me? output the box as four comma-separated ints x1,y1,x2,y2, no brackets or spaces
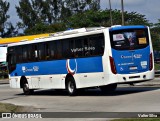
7,25,154,96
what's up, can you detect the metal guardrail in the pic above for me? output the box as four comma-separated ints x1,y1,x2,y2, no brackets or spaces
155,70,160,77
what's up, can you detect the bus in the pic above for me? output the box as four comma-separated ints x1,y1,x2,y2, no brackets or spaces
7,25,154,96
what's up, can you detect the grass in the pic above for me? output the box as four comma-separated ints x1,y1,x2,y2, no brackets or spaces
155,63,160,70
0,103,32,113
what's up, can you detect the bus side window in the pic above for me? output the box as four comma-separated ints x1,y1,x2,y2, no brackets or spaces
7,53,16,73
38,43,45,61
22,45,28,62
32,44,38,61
28,45,32,62
16,46,22,63
70,39,75,58
54,41,62,59
35,50,38,58
45,43,50,60
84,37,91,56
49,42,55,60
62,39,74,59
89,34,105,56
75,38,83,57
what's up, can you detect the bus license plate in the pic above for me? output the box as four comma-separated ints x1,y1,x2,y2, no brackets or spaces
129,66,137,70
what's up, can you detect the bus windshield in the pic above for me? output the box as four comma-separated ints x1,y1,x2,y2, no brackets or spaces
110,28,149,50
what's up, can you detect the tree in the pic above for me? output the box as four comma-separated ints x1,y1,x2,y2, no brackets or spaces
16,0,40,29
65,9,150,28
60,0,100,24
16,0,100,35
150,19,160,50
0,0,14,37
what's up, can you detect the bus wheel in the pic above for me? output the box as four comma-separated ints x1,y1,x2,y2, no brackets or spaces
100,84,117,94
23,82,34,95
66,77,77,96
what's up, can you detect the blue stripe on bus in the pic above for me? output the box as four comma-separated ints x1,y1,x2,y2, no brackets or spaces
10,56,103,76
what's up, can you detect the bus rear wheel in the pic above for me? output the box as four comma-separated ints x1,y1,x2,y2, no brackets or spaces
66,77,77,96
100,84,117,94
23,82,34,95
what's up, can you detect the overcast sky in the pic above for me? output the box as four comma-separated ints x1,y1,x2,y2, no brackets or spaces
8,0,160,26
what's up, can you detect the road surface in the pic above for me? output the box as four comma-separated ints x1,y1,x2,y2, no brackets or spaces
0,78,160,120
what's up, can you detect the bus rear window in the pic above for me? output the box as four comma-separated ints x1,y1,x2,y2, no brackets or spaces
110,28,149,50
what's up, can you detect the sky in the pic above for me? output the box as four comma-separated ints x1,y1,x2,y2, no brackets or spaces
100,0,160,23
7,0,160,26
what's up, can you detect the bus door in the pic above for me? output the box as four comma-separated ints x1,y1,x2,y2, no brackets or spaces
7,47,18,88
7,48,16,75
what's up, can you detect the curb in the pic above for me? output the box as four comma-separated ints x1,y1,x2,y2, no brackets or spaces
0,78,160,86
0,79,9,85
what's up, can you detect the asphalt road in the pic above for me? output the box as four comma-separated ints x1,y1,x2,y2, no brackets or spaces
1,79,160,120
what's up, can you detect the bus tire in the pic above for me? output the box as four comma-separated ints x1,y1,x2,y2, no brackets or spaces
22,81,34,95
100,84,117,94
66,77,77,96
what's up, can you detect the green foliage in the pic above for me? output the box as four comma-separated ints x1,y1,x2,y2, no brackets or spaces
24,22,66,35
16,0,43,29
16,0,100,34
65,9,150,28
0,0,10,28
0,0,14,37
150,19,160,50
0,103,34,113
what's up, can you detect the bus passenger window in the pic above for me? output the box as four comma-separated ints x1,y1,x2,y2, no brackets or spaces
22,46,28,62
16,46,22,63
32,45,38,61
50,50,54,58
35,50,38,58
54,41,62,59
89,34,104,56
38,43,45,60
45,43,50,60
49,42,55,59
75,38,83,57
84,38,91,56
28,45,32,62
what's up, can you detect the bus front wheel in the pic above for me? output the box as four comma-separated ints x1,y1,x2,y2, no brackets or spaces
100,84,117,94
23,82,34,95
66,77,77,96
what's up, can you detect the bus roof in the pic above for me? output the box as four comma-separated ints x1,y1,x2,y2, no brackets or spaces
0,33,52,44
8,27,106,47
110,25,147,31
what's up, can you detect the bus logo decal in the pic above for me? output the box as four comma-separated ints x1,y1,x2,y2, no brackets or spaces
33,66,39,71
22,66,39,73
66,59,77,75
22,66,26,73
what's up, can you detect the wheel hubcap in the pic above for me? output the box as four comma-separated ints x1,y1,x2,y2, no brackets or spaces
68,81,74,93
24,84,29,92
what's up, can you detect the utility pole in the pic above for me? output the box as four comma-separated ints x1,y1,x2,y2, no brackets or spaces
121,0,124,25
109,0,113,26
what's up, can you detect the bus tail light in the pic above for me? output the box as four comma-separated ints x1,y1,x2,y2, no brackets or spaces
109,56,117,74
149,53,153,70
